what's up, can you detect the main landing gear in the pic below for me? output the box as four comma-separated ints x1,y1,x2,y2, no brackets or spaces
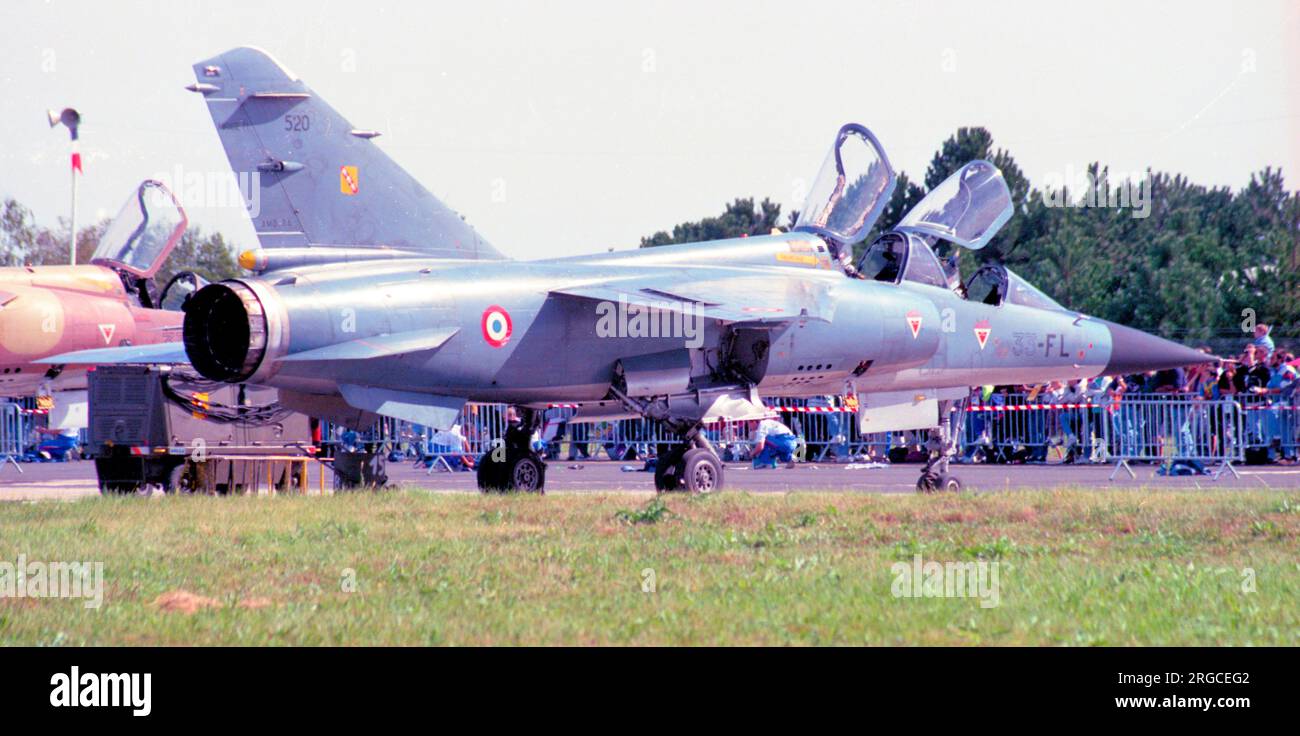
654,427,724,494
916,398,966,494
476,407,547,494
603,381,731,495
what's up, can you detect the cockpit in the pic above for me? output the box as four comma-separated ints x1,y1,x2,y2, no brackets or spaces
858,232,906,282
964,264,1006,305
92,180,187,279
963,264,1067,310
857,232,950,289
851,159,1036,305
789,128,1064,311
90,180,206,310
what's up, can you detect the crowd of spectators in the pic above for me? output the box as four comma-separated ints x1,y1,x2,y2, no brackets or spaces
977,324,1298,465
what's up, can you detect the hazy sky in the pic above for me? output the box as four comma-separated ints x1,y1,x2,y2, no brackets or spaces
1,0,1296,260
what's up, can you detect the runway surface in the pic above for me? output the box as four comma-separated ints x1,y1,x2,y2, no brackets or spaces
1,458,1297,501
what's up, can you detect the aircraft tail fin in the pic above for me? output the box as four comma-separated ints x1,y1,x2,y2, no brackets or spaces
190,47,504,261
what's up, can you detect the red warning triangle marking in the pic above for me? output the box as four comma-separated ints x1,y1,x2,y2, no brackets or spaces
906,310,922,339
98,323,116,345
974,320,991,350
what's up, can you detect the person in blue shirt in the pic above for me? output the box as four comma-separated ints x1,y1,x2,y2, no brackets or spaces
1252,324,1275,360
747,417,800,469
1265,350,1297,460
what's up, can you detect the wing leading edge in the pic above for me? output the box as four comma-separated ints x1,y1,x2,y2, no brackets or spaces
548,272,838,326
38,342,190,366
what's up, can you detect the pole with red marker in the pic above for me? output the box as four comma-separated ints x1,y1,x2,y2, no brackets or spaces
47,107,81,265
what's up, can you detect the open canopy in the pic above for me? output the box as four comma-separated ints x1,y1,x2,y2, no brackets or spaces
793,123,897,246
90,180,188,279
895,160,1012,250
964,263,1068,311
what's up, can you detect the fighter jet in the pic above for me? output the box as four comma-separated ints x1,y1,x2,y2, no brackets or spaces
2,180,199,397
44,47,1212,493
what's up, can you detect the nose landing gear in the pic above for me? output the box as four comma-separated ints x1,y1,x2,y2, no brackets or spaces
916,398,966,494
917,469,962,494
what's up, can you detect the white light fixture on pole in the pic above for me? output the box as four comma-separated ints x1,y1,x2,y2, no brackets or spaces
46,107,82,265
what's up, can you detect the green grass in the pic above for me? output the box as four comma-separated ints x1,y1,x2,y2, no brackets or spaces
0,488,1297,645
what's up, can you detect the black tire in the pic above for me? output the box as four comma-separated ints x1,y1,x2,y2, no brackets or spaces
508,455,546,493
165,464,191,495
654,462,681,492
654,446,686,492
99,483,133,495
681,448,723,494
937,473,962,493
916,472,938,494
476,452,509,493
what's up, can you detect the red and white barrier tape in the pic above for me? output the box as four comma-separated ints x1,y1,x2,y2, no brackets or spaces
546,400,1296,413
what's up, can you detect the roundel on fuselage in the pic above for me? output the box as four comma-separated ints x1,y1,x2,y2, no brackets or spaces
481,305,512,348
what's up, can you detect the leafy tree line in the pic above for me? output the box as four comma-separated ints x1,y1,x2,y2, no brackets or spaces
640,197,787,246
0,197,242,286
640,127,1300,350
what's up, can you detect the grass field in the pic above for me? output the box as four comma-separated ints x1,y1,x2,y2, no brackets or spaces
1,488,1297,645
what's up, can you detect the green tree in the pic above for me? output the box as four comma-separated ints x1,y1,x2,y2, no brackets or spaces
156,229,242,286
640,197,784,247
0,194,243,287
0,198,38,266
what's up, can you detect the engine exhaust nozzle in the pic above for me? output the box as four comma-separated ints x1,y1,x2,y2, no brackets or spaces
182,282,269,382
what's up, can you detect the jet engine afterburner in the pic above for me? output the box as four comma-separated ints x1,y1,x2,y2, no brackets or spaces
182,281,271,382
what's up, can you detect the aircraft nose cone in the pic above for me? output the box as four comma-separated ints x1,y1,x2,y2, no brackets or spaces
1100,319,1214,375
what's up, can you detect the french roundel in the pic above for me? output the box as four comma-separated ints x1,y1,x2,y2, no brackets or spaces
481,306,513,348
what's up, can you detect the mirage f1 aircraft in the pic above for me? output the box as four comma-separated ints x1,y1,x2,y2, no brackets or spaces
45,47,1212,494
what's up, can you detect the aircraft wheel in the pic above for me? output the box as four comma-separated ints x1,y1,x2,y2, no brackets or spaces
915,472,939,494
937,473,962,493
508,455,546,494
681,448,723,494
165,464,196,495
654,463,681,492
99,483,138,496
476,453,509,493
654,446,686,492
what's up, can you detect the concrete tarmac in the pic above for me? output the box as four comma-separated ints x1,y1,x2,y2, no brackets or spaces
1,457,1297,501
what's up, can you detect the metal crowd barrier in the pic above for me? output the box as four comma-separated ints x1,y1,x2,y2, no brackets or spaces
322,400,881,465
1101,396,1244,480
544,410,755,462
1234,393,1300,460
317,390,1294,476
534,398,894,463
765,397,892,461
0,402,26,471
961,396,1105,465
